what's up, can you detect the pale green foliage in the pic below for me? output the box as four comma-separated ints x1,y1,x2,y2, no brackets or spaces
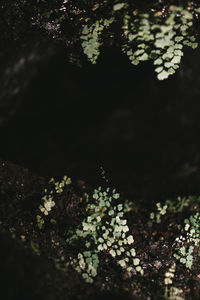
164,263,176,285
113,3,126,11
39,194,55,216
66,186,143,283
49,175,72,193
165,196,194,213
150,196,197,222
81,18,114,64
164,286,184,300
123,6,198,80
174,243,194,269
184,212,200,245
150,202,168,223
173,213,200,269
36,215,44,229
36,175,71,229
123,199,138,213
149,196,200,270
80,5,198,80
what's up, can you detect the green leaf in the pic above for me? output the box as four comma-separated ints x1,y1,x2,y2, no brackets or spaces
121,219,127,225
96,216,101,222
98,237,104,243
86,242,91,248
154,58,163,65
103,232,108,239
128,34,137,41
108,210,114,216
82,273,89,279
157,70,169,80
87,216,92,223
136,266,142,272
109,249,116,257
155,66,163,73
113,193,120,199
117,249,121,255
138,43,146,48
97,244,104,251
118,259,126,267
93,193,98,200
83,251,91,257
174,50,183,56
174,43,183,49
100,200,105,206
103,243,108,250
187,255,193,261
127,235,134,244
113,3,125,11
127,50,132,56
82,26,89,35
118,212,124,217
174,36,184,42
164,62,173,68
180,247,186,255
107,240,112,247
174,24,181,29
125,257,129,262
133,258,140,266
171,56,181,64
167,68,176,75
122,225,129,233
191,43,198,49
135,49,145,56
118,240,123,246
131,59,140,66
117,204,123,211
86,257,92,264
167,46,175,53
183,40,190,46
173,64,179,70
138,53,148,61
180,257,186,264
106,201,110,207
130,248,136,256
155,38,168,49
180,25,188,31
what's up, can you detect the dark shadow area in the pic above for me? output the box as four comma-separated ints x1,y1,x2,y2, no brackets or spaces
1,45,200,205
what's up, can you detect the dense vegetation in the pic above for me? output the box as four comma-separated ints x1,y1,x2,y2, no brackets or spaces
1,159,200,299
1,1,200,80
